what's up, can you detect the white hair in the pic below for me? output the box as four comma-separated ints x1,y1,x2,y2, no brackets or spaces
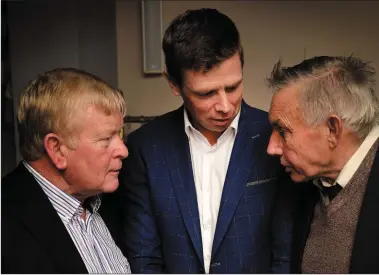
267,55,379,138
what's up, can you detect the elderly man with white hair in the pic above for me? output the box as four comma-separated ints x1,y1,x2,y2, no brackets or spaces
266,55,379,274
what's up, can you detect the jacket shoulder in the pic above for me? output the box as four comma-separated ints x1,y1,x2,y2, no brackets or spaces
243,104,270,124
127,107,182,143
2,165,26,206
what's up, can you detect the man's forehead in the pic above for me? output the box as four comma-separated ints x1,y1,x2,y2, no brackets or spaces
269,87,301,124
183,66,242,90
273,85,301,106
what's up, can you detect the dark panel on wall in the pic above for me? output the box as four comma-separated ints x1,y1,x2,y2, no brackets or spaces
5,0,118,167
77,0,118,87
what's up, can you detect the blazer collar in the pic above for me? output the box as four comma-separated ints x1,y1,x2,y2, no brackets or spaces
212,100,267,256
12,163,88,274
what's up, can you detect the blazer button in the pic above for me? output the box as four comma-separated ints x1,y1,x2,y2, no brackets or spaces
199,268,204,273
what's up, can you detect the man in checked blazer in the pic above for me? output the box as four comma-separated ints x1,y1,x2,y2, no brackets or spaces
110,8,293,274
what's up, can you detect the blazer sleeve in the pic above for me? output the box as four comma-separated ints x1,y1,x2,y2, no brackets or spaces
118,136,164,273
270,169,296,274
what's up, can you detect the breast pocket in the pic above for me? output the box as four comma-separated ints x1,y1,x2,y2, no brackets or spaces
237,178,277,215
246,178,277,188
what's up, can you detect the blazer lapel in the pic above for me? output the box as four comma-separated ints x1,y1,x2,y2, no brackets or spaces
165,108,204,264
211,103,266,257
350,148,379,273
290,182,319,273
16,164,88,274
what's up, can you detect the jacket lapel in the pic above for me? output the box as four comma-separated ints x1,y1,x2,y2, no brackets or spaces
350,148,379,273
211,103,266,257
16,164,88,274
165,107,204,264
290,182,319,273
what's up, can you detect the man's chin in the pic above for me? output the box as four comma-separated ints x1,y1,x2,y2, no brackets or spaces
288,170,309,183
209,124,230,133
103,179,120,193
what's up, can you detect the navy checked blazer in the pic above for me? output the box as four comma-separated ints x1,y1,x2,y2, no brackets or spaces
112,101,293,273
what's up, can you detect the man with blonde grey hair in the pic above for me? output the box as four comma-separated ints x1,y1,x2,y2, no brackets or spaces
266,55,379,273
1,68,131,273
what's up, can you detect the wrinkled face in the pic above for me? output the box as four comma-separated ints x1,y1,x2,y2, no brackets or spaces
64,106,128,199
267,86,332,182
171,53,243,143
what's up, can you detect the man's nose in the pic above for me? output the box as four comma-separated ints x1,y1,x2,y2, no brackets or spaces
267,131,283,156
215,91,231,113
116,136,129,159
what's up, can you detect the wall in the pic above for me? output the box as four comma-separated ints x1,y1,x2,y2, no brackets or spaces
116,0,379,115
3,0,379,172
6,0,118,165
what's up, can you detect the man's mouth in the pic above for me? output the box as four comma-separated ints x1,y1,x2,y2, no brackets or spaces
214,116,232,121
285,166,293,172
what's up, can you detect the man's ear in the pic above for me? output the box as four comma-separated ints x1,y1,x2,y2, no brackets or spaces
326,114,343,149
164,70,181,96
43,133,69,170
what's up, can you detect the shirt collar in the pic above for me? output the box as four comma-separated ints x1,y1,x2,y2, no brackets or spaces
183,107,241,139
23,161,101,223
315,124,379,189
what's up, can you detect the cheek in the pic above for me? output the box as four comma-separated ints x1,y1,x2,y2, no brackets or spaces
192,101,214,118
96,154,113,171
230,89,243,105
85,158,112,186
67,148,114,187
284,140,323,177
226,86,243,105
83,151,112,175
282,140,303,164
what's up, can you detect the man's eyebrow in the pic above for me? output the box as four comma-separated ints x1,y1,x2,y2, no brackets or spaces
191,88,216,94
99,124,123,135
189,78,243,94
225,79,243,89
271,120,284,129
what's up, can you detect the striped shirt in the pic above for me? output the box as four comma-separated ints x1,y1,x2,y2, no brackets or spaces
24,161,131,274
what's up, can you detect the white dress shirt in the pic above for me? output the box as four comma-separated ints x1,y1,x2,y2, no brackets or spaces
184,108,240,273
24,161,131,274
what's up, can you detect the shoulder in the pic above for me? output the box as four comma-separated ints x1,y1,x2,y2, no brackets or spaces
2,163,40,211
241,102,270,125
2,164,26,205
239,102,272,140
127,107,183,145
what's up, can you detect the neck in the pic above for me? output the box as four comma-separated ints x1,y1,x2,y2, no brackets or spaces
81,209,87,220
321,132,362,182
200,129,223,146
27,157,87,203
191,120,224,146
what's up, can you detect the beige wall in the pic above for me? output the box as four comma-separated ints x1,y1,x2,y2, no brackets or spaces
117,0,379,116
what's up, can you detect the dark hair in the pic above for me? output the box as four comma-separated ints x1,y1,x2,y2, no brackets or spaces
162,8,244,88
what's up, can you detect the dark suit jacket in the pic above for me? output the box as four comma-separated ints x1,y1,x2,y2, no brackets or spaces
291,149,379,273
111,101,294,273
1,163,121,274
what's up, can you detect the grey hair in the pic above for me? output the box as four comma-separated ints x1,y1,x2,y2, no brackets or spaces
267,55,379,138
